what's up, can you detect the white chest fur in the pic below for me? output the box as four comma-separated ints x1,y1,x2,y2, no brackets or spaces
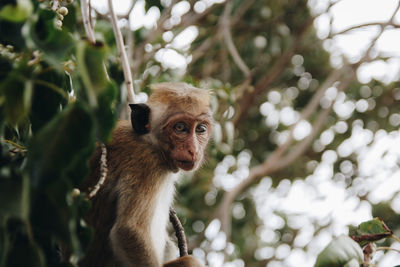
150,173,179,264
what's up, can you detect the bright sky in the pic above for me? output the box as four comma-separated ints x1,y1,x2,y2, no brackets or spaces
312,0,400,83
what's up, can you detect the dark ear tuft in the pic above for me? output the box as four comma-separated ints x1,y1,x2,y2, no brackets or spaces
129,103,150,135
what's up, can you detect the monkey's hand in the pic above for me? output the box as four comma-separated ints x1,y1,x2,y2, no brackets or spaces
163,255,204,267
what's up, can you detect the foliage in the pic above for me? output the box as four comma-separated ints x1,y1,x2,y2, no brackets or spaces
315,235,363,267
1,0,400,266
0,0,118,265
316,218,400,266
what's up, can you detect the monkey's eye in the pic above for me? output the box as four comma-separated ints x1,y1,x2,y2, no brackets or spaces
195,124,207,134
174,122,188,134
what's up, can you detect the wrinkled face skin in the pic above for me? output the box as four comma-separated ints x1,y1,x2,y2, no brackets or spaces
161,112,212,172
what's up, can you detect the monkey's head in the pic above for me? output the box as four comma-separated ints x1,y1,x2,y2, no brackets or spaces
129,82,213,172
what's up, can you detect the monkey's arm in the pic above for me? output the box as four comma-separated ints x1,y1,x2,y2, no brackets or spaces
110,222,160,266
163,255,203,267
109,178,160,267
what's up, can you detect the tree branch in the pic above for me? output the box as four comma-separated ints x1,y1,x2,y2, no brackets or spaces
213,1,400,235
118,0,138,19
215,63,357,235
107,0,135,105
80,0,96,44
219,1,251,80
330,22,400,37
233,17,315,127
131,0,178,73
330,1,400,38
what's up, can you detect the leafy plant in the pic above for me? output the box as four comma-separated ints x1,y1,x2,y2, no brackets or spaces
316,218,400,266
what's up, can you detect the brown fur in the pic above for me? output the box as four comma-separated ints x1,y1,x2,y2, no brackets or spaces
163,256,204,267
80,121,167,266
79,83,211,267
149,82,211,114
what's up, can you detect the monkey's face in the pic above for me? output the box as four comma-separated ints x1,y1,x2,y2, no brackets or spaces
161,113,212,171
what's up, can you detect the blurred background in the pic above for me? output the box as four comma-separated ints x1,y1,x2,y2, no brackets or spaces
94,0,400,266
1,0,400,266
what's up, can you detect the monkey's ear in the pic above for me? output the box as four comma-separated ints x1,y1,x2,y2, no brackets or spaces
129,103,151,135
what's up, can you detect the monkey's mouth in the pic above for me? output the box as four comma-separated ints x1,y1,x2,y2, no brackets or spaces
176,160,195,171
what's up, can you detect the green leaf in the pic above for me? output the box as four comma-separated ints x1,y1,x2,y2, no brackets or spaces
3,219,45,267
0,174,29,222
93,81,118,142
358,217,391,236
76,40,111,107
343,258,361,267
30,68,68,133
315,235,363,267
0,20,25,50
0,0,33,23
351,217,393,246
26,9,75,66
0,73,32,125
27,103,95,188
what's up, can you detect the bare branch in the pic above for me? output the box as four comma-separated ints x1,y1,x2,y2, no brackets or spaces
215,65,355,235
219,1,251,79
191,1,252,67
214,2,400,235
277,67,355,169
233,17,315,127
231,0,255,25
190,35,218,63
126,26,134,70
108,0,135,105
118,0,138,19
330,22,400,37
131,0,178,73
131,0,223,74
330,1,400,38
81,0,96,44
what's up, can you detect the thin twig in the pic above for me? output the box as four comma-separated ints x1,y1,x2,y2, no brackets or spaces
331,1,400,38
219,1,251,79
108,0,135,105
1,139,27,151
391,234,400,243
230,0,255,25
215,2,398,235
277,67,355,169
330,22,400,37
376,246,400,253
81,0,96,44
118,0,138,19
131,0,178,73
233,16,315,126
89,143,108,198
216,63,358,235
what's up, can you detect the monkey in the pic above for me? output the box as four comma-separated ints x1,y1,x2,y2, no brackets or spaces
79,82,212,267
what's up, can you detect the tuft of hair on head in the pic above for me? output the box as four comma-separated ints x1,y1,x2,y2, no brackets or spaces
148,82,211,110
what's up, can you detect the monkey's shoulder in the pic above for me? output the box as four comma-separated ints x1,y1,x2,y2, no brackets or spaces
107,121,166,169
110,121,152,150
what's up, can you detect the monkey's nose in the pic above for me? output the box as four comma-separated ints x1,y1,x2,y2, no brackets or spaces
187,141,199,157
